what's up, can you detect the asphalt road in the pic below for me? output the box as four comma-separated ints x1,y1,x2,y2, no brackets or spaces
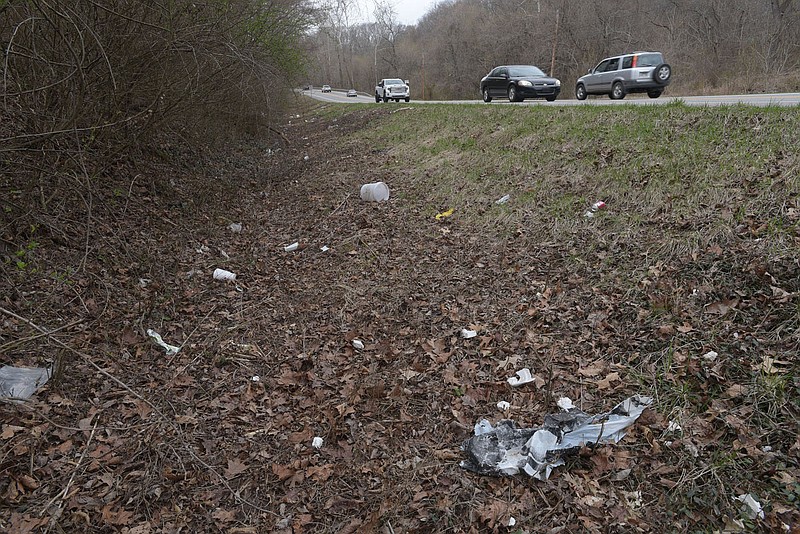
303,88,800,107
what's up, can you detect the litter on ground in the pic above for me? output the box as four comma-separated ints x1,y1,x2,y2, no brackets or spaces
0,365,51,400
460,395,653,480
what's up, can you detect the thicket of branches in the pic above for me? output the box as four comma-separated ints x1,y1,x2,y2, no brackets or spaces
306,0,800,99
0,0,314,166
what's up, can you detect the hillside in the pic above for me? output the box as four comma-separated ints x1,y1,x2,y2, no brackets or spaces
1,101,799,533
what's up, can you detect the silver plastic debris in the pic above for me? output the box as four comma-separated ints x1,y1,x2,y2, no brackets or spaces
0,366,51,400
460,395,652,480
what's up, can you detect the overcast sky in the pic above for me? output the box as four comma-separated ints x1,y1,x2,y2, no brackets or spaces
356,0,441,26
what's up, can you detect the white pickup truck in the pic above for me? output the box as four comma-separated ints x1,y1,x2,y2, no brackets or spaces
375,78,410,102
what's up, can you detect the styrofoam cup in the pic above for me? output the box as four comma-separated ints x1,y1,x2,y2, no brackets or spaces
213,268,236,281
360,182,390,202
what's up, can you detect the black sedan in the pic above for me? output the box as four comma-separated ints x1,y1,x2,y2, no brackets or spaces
480,65,561,102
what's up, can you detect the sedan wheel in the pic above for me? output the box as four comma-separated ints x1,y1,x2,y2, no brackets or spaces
482,88,492,103
508,86,521,102
575,84,587,101
647,90,663,98
610,82,625,100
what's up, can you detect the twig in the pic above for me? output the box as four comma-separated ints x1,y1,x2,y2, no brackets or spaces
164,304,217,368
0,318,84,353
0,305,276,516
328,193,350,217
40,414,99,517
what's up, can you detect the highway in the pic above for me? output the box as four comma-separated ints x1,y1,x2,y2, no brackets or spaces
302,88,800,107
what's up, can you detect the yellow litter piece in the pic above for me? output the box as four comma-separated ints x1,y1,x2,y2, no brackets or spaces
435,208,455,221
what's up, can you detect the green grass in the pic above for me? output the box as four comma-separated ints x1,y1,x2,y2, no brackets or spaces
330,101,799,526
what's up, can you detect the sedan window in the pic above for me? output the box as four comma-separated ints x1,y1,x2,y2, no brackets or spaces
509,66,545,77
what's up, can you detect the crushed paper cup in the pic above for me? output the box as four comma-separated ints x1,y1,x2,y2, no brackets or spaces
213,268,236,281
352,339,364,350
507,368,535,387
460,328,477,339
312,437,324,449
497,401,511,410
495,194,511,205
284,242,299,252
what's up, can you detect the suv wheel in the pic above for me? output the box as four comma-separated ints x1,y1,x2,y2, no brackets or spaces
653,63,672,85
508,85,521,103
647,90,663,98
383,96,389,102
575,84,587,100
610,81,625,100
482,88,492,103
375,93,380,103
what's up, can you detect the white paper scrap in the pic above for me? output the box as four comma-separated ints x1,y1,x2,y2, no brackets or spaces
312,436,324,449
557,397,575,410
460,328,477,339
735,494,764,519
497,401,511,410
146,329,180,356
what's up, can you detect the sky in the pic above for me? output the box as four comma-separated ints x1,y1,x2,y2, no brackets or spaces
357,0,440,26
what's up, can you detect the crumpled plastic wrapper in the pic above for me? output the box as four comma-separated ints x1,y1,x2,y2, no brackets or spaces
460,395,653,480
0,366,51,400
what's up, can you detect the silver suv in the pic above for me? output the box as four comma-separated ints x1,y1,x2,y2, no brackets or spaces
575,52,671,100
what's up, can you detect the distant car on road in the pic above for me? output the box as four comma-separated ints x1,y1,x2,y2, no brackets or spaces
321,85,332,93
575,52,671,100
480,65,561,102
347,89,358,97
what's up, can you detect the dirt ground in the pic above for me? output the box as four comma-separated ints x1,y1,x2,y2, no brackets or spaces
1,105,798,533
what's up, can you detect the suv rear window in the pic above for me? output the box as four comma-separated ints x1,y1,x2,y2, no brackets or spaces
635,53,663,67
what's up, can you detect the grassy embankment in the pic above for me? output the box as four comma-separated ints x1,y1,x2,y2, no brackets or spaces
312,100,800,529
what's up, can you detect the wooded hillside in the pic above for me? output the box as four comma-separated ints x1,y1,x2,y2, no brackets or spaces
307,0,800,99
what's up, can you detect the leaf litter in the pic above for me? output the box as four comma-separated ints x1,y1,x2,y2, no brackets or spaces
1,105,799,533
